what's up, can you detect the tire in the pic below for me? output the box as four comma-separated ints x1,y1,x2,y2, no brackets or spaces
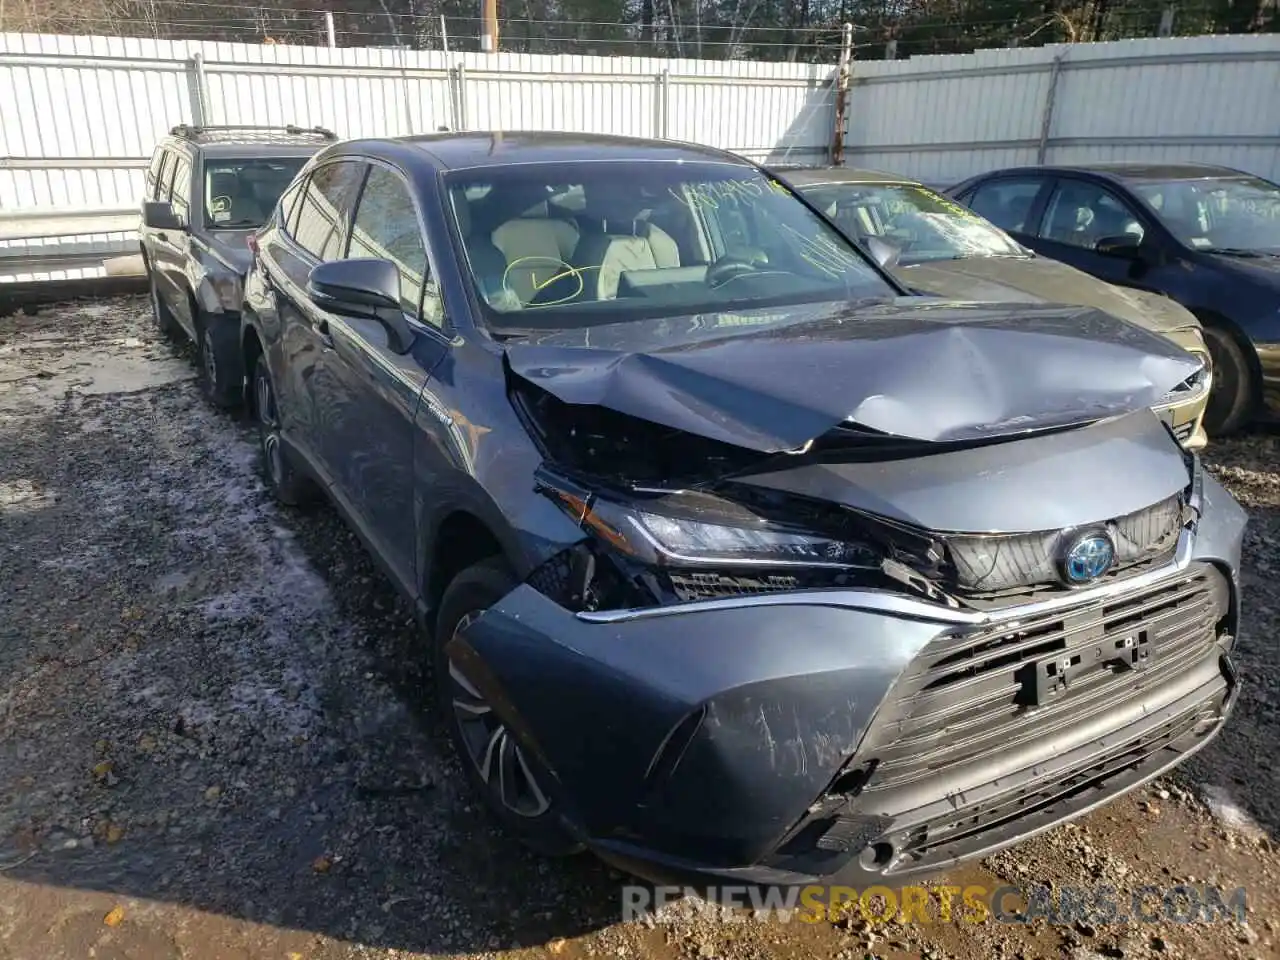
1202,325,1254,437
251,353,317,506
435,557,581,857
195,312,244,410
148,272,180,339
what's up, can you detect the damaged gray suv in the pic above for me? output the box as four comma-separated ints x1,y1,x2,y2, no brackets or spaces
241,132,1245,887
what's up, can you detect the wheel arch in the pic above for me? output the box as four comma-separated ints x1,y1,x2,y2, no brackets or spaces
1191,307,1263,401
421,504,529,627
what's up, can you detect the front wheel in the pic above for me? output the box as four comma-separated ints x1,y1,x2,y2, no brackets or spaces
252,354,317,506
1202,325,1255,436
148,272,180,339
196,314,243,410
435,557,581,857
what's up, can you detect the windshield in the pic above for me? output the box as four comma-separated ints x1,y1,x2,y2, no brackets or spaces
204,157,308,229
1130,176,1280,253
444,162,895,331
797,181,1028,264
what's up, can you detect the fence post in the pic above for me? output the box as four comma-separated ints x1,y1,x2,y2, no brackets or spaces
185,52,211,126
1036,53,1064,165
829,22,853,166
656,68,670,139
450,63,469,131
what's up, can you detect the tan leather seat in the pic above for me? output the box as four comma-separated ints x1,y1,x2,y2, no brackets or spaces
491,214,580,304
574,220,681,300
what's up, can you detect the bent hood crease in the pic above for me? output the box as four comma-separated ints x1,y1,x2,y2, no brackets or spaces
504,299,1202,452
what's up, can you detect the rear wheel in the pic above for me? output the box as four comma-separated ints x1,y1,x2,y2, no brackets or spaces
252,354,316,506
435,557,581,857
1202,325,1254,436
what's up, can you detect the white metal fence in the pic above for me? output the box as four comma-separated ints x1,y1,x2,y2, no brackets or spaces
0,33,836,281
2,30,1279,284
846,34,1280,185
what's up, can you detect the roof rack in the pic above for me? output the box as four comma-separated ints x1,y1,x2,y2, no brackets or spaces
168,124,338,144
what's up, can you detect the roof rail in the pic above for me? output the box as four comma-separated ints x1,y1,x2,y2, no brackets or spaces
168,124,338,142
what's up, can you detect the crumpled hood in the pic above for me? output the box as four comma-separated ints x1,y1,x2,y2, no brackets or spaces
504,298,1201,453
897,255,1201,334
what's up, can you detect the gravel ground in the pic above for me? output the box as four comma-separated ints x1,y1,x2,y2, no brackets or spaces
0,296,1276,960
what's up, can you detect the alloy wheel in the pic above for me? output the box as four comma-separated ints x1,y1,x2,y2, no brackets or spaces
447,611,551,819
254,365,285,486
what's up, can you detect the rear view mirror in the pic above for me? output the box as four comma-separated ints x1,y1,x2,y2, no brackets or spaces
307,258,415,355
142,200,182,231
864,235,901,270
1095,234,1143,259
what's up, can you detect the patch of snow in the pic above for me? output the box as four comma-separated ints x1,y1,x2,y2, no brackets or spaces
1201,784,1268,841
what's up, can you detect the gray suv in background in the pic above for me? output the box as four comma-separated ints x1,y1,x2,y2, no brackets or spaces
138,124,336,407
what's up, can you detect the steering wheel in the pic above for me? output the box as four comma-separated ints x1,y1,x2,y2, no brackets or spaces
706,257,758,289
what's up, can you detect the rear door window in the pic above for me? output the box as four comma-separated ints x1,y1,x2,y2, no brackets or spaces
292,160,367,261
967,178,1048,234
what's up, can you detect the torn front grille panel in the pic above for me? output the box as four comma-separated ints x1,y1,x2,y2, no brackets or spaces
860,563,1224,792
943,494,1184,598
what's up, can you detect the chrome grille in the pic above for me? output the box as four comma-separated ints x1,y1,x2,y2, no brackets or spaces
944,495,1183,596
861,564,1221,792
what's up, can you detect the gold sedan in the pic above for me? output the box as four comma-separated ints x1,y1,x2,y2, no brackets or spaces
779,167,1211,450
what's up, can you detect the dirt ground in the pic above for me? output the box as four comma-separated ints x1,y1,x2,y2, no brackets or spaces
1,296,1276,960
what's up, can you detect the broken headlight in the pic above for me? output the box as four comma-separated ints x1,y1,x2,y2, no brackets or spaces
546,482,881,570
1159,358,1211,402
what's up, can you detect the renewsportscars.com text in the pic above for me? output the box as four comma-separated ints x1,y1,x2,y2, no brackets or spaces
621,884,1249,926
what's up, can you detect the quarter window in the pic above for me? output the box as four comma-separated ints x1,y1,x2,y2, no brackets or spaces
347,165,439,325
967,179,1045,234
292,160,366,261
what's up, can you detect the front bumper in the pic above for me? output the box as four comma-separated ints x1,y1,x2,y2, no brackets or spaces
451,474,1246,887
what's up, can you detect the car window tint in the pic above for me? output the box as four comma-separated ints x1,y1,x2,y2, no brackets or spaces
967,179,1044,234
1042,180,1145,249
292,160,365,261
204,157,308,229
155,151,175,202
170,154,192,223
276,177,305,236
347,165,438,325
146,150,167,199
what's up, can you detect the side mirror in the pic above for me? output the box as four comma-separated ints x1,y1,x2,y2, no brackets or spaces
1094,234,1143,259
307,259,415,355
142,200,183,231
864,235,901,270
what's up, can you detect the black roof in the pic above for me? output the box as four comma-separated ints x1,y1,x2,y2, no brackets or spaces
329,131,748,171
971,162,1253,184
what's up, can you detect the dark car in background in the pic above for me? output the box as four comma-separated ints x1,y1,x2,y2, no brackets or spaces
775,166,1212,449
139,124,336,407
948,163,1280,435
240,132,1243,888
